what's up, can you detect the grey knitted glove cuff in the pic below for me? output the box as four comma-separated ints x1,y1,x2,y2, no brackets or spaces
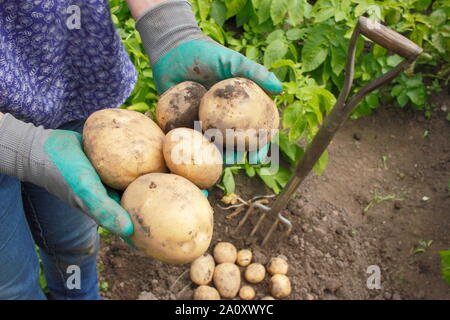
136,0,209,65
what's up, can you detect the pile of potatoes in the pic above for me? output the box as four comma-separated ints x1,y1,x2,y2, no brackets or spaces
190,242,292,300
82,78,279,265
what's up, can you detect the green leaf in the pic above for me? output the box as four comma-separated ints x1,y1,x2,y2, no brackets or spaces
365,93,379,109
387,55,403,67
126,102,150,113
331,45,346,76
211,0,227,26
406,87,426,106
286,28,306,41
245,46,259,61
301,25,329,72
439,250,450,285
197,0,211,21
313,151,328,175
225,0,248,18
264,39,288,68
286,0,304,26
266,29,285,43
270,0,287,25
414,0,432,11
397,92,409,107
200,21,225,44
222,168,236,195
254,0,272,24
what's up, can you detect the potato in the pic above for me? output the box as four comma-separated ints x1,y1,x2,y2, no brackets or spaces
83,108,167,190
156,81,207,133
269,274,291,299
236,249,252,267
193,285,221,300
239,286,255,300
121,173,214,264
244,263,266,284
199,78,279,151
190,254,215,285
261,296,275,300
213,242,237,264
163,128,223,189
213,263,241,298
266,257,289,275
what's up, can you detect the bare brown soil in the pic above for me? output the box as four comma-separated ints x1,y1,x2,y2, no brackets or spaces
98,94,450,300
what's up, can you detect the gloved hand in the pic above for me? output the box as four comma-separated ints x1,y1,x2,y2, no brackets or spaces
136,0,283,95
0,114,133,237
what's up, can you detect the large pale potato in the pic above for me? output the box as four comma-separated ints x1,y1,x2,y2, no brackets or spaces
156,81,207,133
163,128,223,189
83,108,167,190
121,173,214,264
213,263,241,299
190,254,215,285
199,78,279,151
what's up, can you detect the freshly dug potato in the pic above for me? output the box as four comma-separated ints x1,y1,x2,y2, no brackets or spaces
163,128,223,189
190,254,215,285
269,274,291,299
199,78,279,151
156,81,207,133
236,249,253,267
239,286,255,300
83,108,167,190
267,257,289,275
261,296,275,300
121,173,214,264
244,263,266,284
213,263,241,298
194,285,221,300
213,242,237,264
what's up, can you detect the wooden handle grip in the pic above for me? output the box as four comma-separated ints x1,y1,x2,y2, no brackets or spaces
358,16,423,59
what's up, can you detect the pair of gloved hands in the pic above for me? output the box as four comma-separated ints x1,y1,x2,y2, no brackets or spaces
0,0,282,238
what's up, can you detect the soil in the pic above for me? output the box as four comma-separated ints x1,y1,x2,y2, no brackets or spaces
98,93,450,300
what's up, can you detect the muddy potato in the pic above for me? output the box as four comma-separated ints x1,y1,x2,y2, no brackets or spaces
193,285,221,300
156,81,207,133
163,128,223,189
213,263,241,299
213,242,237,264
121,173,214,264
267,257,289,275
244,263,266,284
199,78,279,151
236,249,253,267
190,254,215,285
239,286,255,300
83,109,167,190
269,274,291,299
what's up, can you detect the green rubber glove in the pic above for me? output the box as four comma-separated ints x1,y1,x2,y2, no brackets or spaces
0,114,133,237
136,0,282,95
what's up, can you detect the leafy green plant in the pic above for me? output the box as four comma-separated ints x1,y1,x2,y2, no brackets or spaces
412,239,433,254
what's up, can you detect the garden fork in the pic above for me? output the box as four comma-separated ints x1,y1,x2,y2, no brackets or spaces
234,16,423,247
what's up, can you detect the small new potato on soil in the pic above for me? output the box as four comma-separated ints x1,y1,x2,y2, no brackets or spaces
121,173,214,264
156,81,207,133
239,286,255,300
213,263,241,299
269,274,292,299
190,254,215,285
194,286,221,300
267,257,289,275
236,249,252,267
83,108,167,190
244,263,266,284
199,78,279,151
163,128,223,189
213,242,237,264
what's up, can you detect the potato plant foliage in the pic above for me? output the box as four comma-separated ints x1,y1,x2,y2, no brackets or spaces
108,0,449,195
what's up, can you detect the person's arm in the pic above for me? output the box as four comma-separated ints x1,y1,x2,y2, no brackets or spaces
125,0,166,19
125,0,282,95
0,113,133,237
